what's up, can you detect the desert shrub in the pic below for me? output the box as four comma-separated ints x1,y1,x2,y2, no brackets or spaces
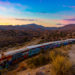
49,45,70,60
50,55,72,75
26,54,49,68
49,49,64,61
49,50,56,61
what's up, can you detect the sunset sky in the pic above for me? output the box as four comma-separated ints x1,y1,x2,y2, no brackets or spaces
0,0,75,27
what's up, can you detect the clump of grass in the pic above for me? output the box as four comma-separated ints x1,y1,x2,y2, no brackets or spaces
26,54,49,68
49,45,73,75
50,55,72,75
49,48,65,61
49,45,71,59
49,50,56,61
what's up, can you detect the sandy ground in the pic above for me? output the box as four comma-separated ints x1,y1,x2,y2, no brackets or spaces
17,64,51,75
69,45,75,65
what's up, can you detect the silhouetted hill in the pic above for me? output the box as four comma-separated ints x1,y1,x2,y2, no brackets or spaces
0,24,75,31
0,24,58,30
60,24,75,31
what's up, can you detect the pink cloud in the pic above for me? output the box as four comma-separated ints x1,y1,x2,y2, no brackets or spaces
0,1,10,5
64,18,75,21
0,1,29,15
67,6,75,8
37,18,75,26
0,6,7,11
0,1,28,9
63,5,75,8
69,6,75,8
53,19,75,25
56,19,75,25
0,6,22,14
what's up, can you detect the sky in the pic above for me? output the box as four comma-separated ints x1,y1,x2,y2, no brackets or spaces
0,0,75,27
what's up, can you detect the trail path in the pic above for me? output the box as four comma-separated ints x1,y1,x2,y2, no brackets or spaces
69,45,75,65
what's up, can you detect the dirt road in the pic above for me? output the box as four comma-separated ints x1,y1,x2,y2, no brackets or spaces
69,45,75,65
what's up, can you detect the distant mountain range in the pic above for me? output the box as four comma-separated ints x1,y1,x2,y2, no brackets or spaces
0,24,75,31
59,24,75,30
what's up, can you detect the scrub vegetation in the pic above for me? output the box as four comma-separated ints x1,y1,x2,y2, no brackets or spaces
26,45,71,68
24,45,74,75
0,27,75,51
2,45,75,75
51,55,71,75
